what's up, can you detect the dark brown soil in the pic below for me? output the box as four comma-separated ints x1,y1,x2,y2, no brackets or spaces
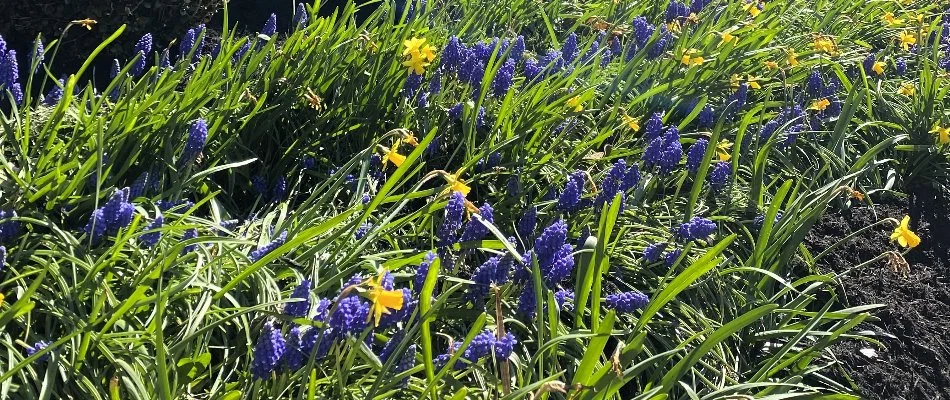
804,196,950,399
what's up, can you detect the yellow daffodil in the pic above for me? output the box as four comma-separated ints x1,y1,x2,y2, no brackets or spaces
746,75,762,90
931,125,950,144
403,53,430,75
382,139,406,167
811,36,838,56
403,37,427,56
730,74,741,88
687,13,700,24
667,20,682,33
680,49,704,66
785,48,800,67
744,2,761,17
72,18,97,30
719,31,738,48
898,31,916,51
872,61,886,75
365,272,405,327
441,168,472,196
883,12,904,26
402,131,419,146
764,60,779,70
420,44,438,62
567,96,584,112
890,215,920,249
716,139,733,161
0,293,4,305
809,98,831,111
623,114,640,131
899,82,915,96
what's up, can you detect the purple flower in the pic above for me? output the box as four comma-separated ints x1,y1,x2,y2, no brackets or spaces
605,291,649,312
630,16,656,56
261,13,278,36
285,279,312,317
495,332,517,359
0,209,21,243
517,206,537,240
558,171,586,212
462,330,496,363
595,159,630,207
330,295,369,337
610,36,622,56
179,29,196,61
582,39,601,65
554,289,575,312
510,36,526,62
108,58,121,101
403,72,423,98
25,340,51,362
283,326,307,371
708,161,731,191
181,228,198,254
621,163,641,191
131,33,152,77
438,191,466,247
642,127,683,174
42,77,65,106
664,248,682,266
460,203,494,242
0,246,6,271
139,213,164,248
414,251,437,293
467,256,506,304
294,3,309,28
492,59,515,97
806,70,824,99
249,230,288,262
31,38,44,73
543,244,574,287
271,176,288,202
647,26,671,60
524,58,542,81
354,222,372,240
644,242,667,262
698,104,715,128
181,119,208,164
677,216,716,241
440,36,466,72
644,112,664,141
665,0,690,22
690,0,711,14
896,58,907,75
686,138,708,174
534,219,568,262
251,322,286,379
561,33,579,63
517,282,537,318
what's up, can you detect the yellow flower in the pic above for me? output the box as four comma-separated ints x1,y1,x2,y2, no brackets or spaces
382,139,406,167
744,2,761,17
882,12,904,26
402,53,430,75
719,31,738,48
716,139,733,161
623,114,640,131
0,293,4,305
899,82,915,96
441,168,472,197
402,131,419,146
811,36,838,55
567,96,584,112
421,44,438,61
872,61,886,75
785,48,800,67
667,20,682,33
680,49,704,66
746,75,762,90
898,31,916,51
403,37,427,56
849,189,865,202
364,272,405,327
931,125,950,145
72,18,98,30
764,60,778,70
890,215,920,249
730,74,741,88
809,98,831,111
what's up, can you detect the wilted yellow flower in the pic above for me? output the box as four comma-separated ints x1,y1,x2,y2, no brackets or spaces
811,35,838,55
872,61,886,75
441,168,472,197
72,18,98,30
785,48,800,67
890,215,920,249
719,31,738,47
931,125,950,144
680,48,704,66
567,96,584,112
882,12,904,26
809,98,831,111
744,2,762,17
667,20,682,33
746,75,762,89
899,82,915,96
898,31,916,51
730,74,741,88
764,60,779,70
623,114,640,131
402,131,419,146
716,139,733,161
849,189,865,202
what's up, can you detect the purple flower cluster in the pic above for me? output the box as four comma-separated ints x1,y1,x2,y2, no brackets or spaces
0,209,20,243
330,295,370,337
459,203,494,242
414,251,437,293
644,242,667,262
594,159,640,207
261,14,278,36
642,127,683,174
533,220,574,287
558,171,588,212
0,37,23,105
677,216,717,242
25,340,51,362
708,161,731,191
181,119,208,165
664,248,683,266
517,206,538,240
492,59,515,97
294,3,308,29
554,289,575,312
665,0,690,22
685,138,708,175
139,213,164,248
628,17,656,59
0,246,6,271
251,322,286,379
249,230,288,262
438,191,466,247
131,33,153,77
284,279,312,317
605,291,649,312
85,188,135,243
466,256,509,304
